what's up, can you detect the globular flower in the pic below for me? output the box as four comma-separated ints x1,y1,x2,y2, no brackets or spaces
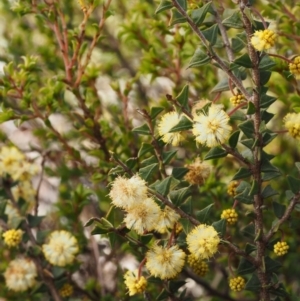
59,283,74,298
229,276,246,292
227,181,239,197
221,209,238,225
2,229,23,247
230,93,245,106
289,56,300,79
186,224,220,260
4,257,37,292
250,29,276,51
187,254,209,277
146,245,186,279
12,181,36,205
274,241,289,256
283,112,300,140
42,230,79,267
109,175,148,209
192,105,232,147
124,270,147,296
154,207,180,234
124,198,161,235
184,158,211,185
157,111,184,146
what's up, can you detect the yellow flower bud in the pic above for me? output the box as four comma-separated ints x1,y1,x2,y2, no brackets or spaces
2,229,23,247
188,254,209,276
59,284,73,298
227,181,238,197
274,241,289,256
289,56,300,80
251,29,276,51
229,276,246,292
221,209,238,225
230,93,245,106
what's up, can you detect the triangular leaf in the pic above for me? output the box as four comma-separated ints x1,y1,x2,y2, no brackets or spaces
172,167,189,180
228,130,240,149
155,0,173,14
176,85,189,108
272,201,286,219
138,143,154,158
222,11,243,28
139,163,159,181
187,48,210,68
132,123,151,135
190,2,212,26
150,107,164,119
162,150,177,164
202,24,219,46
196,203,214,223
239,119,255,138
259,55,276,71
169,115,193,132
287,175,300,194
237,258,256,275
231,53,252,68
212,219,226,237
245,273,260,292
154,176,174,196
204,147,227,160
232,168,252,180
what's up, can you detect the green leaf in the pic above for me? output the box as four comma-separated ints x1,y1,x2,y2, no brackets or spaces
0,110,14,123
155,0,173,14
202,24,219,46
246,102,256,115
140,234,153,245
296,162,300,172
231,53,252,69
228,130,240,148
204,147,227,160
232,37,245,53
262,171,281,181
179,196,192,214
139,163,159,181
156,289,169,300
179,218,191,234
262,132,277,146
154,176,173,196
245,273,260,292
245,243,256,254
222,11,243,28
240,138,255,149
176,84,189,108
126,157,137,169
162,150,177,164
210,78,229,93
169,280,186,293
170,8,186,25
150,107,164,119
190,2,212,26
196,204,214,223
239,119,255,138
138,143,154,158
108,232,117,247
235,181,252,204
51,266,65,278
187,48,210,68
273,201,286,219
260,94,277,108
241,223,255,238
261,159,280,173
265,256,281,273
237,258,256,275
269,284,289,298
169,115,193,132
232,168,252,180
132,123,151,135
27,214,45,228
287,175,300,194
285,190,294,201
260,71,271,85
261,110,274,124
212,219,226,237
262,185,278,199
140,156,158,168
172,167,189,180
259,55,276,70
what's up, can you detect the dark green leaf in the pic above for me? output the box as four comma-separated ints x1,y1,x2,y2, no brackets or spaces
190,2,212,26
0,110,14,124
262,132,277,146
0,200,7,217
169,115,193,132
260,94,277,108
269,284,288,297
231,53,252,69
138,143,154,158
260,71,271,85
240,138,255,149
285,190,294,201
108,232,117,247
232,37,245,53
140,156,158,168
265,256,281,273
239,119,255,138
51,266,65,278
172,167,189,180
222,11,243,28
139,163,159,181
237,258,256,275
180,196,192,214
262,171,281,181
230,110,246,121
287,175,300,194
259,55,276,70
125,157,137,169
150,107,164,119
155,0,173,14
196,204,214,223
228,130,240,148
140,234,153,245
27,214,45,228
245,273,260,292
241,223,255,238
261,110,274,124
232,168,252,180
246,102,256,115
132,123,151,135
163,150,177,164
295,162,300,172
169,280,186,293
273,201,286,219
202,24,219,46
262,185,278,199
249,180,259,196
156,289,169,300
170,8,186,25
235,181,252,204
210,78,229,93
245,243,256,254
108,166,123,175
212,219,226,237
176,84,189,108
155,176,173,196
261,159,280,173
204,147,227,160
187,48,210,68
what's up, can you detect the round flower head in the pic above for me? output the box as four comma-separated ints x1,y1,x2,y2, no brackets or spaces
250,29,276,51
229,276,246,292
221,209,238,225
59,283,74,298
227,181,239,197
284,112,300,140
186,224,220,260
157,111,184,146
124,270,147,296
4,257,37,292
124,198,161,235
154,206,180,234
187,254,209,277
146,244,186,279
274,241,289,256
184,158,211,185
42,230,79,266
12,181,36,204
109,175,148,209
230,93,245,106
289,56,300,79
2,229,23,247
192,104,232,147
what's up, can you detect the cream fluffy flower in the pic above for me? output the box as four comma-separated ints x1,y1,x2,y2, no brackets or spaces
124,198,161,235
283,112,300,140
192,105,232,147
109,175,148,209
124,270,147,296
186,224,220,260
184,158,211,185
146,245,186,279
250,29,276,51
4,257,37,292
157,111,183,146
154,207,180,234
42,230,79,266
